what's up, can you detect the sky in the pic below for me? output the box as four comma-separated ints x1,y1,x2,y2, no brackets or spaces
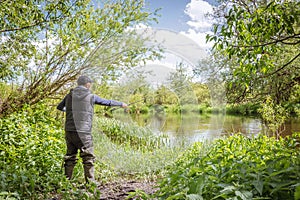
127,0,218,85
145,0,217,49
120,1,227,134
119,0,220,87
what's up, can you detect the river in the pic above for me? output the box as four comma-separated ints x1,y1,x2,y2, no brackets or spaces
115,112,300,143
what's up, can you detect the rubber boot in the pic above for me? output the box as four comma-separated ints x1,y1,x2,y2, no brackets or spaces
83,164,97,184
64,165,75,180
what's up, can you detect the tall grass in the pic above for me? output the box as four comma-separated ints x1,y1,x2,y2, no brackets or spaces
92,117,187,182
93,117,170,152
93,134,183,179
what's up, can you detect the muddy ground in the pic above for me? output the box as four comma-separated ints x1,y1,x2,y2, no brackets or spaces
99,180,158,200
49,179,158,200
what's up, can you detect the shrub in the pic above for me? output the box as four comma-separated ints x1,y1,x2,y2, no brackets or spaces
155,133,300,199
226,103,260,115
0,104,66,199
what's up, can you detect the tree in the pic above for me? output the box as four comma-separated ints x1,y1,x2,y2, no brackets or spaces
207,0,300,104
167,62,197,105
193,54,228,107
191,83,210,106
0,0,160,115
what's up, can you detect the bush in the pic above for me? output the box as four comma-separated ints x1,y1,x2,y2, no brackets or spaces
0,104,66,199
226,103,260,115
155,133,300,199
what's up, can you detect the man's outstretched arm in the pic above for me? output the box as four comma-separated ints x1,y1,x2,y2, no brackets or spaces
94,95,127,107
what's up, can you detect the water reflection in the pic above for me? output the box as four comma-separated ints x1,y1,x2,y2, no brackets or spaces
113,111,300,143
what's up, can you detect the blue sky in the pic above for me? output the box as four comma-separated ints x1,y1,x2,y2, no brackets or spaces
144,0,216,49
127,0,218,85
121,1,220,90
146,0,191,32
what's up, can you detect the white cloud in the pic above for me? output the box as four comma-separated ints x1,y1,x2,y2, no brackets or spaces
180,29,213,49
185,0,213,31
182,0,214,49
135,1,215,81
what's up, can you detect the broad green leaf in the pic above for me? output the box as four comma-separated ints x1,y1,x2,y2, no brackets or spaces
252,180,264,195
235,190,253,200
186,194,204,200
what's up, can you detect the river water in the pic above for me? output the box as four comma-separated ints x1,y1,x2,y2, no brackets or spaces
116,112,300,143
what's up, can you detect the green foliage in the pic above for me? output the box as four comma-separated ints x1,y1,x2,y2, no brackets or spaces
0,104,65,199
166,104,211,114
295,185,300,200
287,84,300,117
154,86,178,105
93,117,168,152
191,83,210,106
0,0,160,115
0,82,12,100
208,0,300,79
127,189,151,200
226,103,260,115
206,0,300,105
0,104,105,199
93,132,182,178
92,116,185,180
155,133,300,199
168,63,197,105
258,96,289,137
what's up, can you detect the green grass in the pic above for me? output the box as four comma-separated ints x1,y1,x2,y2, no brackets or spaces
92,117,186,182
93,117,171,151
93,134,182,179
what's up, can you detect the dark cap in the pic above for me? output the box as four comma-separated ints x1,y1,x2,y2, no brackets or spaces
77,75,93,85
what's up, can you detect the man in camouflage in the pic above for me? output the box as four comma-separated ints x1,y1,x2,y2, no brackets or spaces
57,75,127,184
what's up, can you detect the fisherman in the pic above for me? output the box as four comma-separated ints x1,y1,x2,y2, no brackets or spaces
57,75,127,184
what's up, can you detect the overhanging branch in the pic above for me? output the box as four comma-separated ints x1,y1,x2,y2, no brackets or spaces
232,33,300,48
258,52,300,79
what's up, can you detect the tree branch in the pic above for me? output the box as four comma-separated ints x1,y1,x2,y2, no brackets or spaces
259,52,300,79
1,0,78,33
233,33,300,48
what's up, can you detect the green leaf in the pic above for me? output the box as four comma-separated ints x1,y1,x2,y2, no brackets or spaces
253,180,264,195
235,190,253,200
186,194,204,200
295,184,300,200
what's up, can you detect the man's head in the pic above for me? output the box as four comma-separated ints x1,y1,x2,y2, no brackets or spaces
77,75,93,89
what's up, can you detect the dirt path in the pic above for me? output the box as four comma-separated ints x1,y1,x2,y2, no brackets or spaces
99,180,158,199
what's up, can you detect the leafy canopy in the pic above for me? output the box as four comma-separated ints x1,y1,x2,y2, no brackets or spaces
206,0,300,104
